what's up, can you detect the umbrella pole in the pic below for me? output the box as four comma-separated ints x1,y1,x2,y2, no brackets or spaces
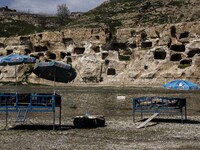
15,64,17,87
5,106,8,130
54,69,56,94
59,105,62,126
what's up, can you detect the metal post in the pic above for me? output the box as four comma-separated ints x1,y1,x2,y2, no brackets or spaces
52,94,55,130
53,68,56,95
185,102,187,121
5,106,8,130
15,64,17,87
59,105,61,126
180,108,183,123
132,99,135,123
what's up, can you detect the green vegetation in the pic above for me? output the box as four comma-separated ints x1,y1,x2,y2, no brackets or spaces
0,19,43,37
178,64,191,69
119,55,130,61
0,0,199,36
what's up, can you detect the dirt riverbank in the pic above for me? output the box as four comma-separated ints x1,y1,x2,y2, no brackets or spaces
0,86,199,149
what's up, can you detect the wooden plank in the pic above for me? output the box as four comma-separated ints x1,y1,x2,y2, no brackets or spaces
136,113,159,129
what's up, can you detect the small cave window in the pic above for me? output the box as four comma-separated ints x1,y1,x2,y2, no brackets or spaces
187,48,200,58
112,43,127,51
60,52,67,59
179,32,189,39
66,52,71,56
66,57,72,64
154,51,166,60
107,68,116,75
62,38,74,47
141,41,152,48
105,59,109,65
92,46,100,53
74,47,85,54
7,50,13,55
144,65,148,70
170,53,182,61
129,43,137,49
0,43,5,48
170,44,185,52
95,36,100,40
20,36,30,45
34,46,48,52
180,59,192,65
102,52,108,60
170,26,176,38
38,34,42,39
49,53,56,60
24,49,31,55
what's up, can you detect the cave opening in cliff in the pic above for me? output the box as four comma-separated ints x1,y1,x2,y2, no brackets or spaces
112,42,127,51
141,41,152,49
34,46,48,52
7,50,13,55
62,38,74,47
66,57,72,64
20,36,30,45
170,26,176,38
180,59,192,65
38,34,42,39
170,53,182,61
105,59,109,65
60,52,67,59
107,68,116,75
66,53,71,56
154,50,166,60
0,43,5,48
102,52,109,59
129,42,137,49
187,48,200,58
74,47,85,54
24,48,31,55
92,46,100,53
95,36,100,40
170,44,185,52
48,53,56,60
179,31,189,39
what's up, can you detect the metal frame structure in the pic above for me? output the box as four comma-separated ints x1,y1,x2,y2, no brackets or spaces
0,93,62,130
132,96,187,123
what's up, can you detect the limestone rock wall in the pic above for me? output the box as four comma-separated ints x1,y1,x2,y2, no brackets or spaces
0,21,200,86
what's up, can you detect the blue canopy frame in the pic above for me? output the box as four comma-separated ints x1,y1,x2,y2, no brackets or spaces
132,96,187,123
0,93,62,130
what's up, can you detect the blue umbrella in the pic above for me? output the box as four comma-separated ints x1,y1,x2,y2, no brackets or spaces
33,60,76,83
0,53,36,84
0,53,36,128
163,79,199,90
0,53,36,65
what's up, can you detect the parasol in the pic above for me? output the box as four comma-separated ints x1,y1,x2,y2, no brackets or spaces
33,60,76,92
0,53,36,85
163,79,199,90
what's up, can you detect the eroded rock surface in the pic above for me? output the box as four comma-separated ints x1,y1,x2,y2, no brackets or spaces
0,22,200,86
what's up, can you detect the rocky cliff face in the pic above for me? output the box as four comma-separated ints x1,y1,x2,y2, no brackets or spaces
0,21,200,86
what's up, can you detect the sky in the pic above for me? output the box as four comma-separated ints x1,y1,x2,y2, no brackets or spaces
0,0,107,14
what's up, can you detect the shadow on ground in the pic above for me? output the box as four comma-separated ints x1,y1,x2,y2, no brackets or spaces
9,124,107,131
9,124,74,131
141,118,200,124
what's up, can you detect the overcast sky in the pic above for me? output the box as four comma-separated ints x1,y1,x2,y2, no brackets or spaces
0,0,107,14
